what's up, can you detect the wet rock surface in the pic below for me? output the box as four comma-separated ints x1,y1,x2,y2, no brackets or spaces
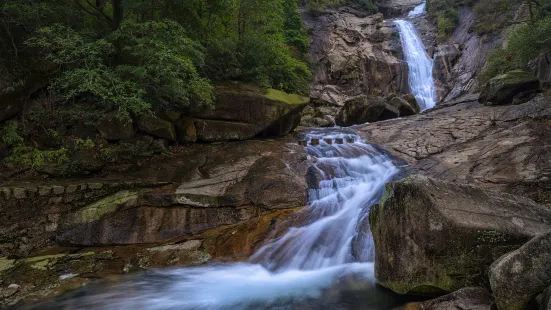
369,174,551,295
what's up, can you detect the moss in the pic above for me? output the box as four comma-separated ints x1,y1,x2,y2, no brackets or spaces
0,257,14,273
24,252,97,270
65,190,140,226
216,81,308,106
382,272,455,295
264,88,309,105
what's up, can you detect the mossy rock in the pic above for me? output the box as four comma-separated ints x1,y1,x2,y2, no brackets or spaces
369,174,551,295
138,115,177,142
480,70,541,106
190,81,309,140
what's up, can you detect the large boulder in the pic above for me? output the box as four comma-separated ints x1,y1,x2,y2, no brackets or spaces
369,174,551,295
490,230,551,310
417,287,494,310
137,115,177,142
192,82,308,141
335,95,386,126
479,70,541,106
388,96,417,117
96,111,134,141
194,119,257,142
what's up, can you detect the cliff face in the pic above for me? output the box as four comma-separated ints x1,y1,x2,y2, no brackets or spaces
432,8,499,102
302,8,408,126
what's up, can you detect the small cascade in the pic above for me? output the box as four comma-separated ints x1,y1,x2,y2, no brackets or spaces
408,1,426,17
25,130,403,310
395,5,437,110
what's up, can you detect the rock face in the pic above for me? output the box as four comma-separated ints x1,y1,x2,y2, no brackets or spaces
536,51,551,83
378,0,423,17
302,8,407,125
479,70,541,106
0,136,310,306
335,94,419,126
96,111,135,141
417,287,494,310
432,8,500,102
490,230,551,310
335,95,386,126
357,94,551,207
369,174,551,295
137,115,177,142
193,83,308,140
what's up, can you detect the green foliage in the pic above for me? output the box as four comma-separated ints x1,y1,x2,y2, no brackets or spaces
481,15,551,84
300,0,377,12
427,0,458,40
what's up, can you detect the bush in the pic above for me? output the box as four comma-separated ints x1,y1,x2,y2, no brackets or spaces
427,0,458,41
480,15,551,84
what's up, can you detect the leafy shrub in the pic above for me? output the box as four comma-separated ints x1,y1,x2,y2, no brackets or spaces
480,16,551,84
427,0,459,40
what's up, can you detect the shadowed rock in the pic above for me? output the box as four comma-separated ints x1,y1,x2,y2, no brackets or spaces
369,174,551,295
490,230,551,310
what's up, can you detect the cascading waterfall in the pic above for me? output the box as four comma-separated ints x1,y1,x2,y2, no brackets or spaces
408,1,426,18
25,130,402,310
395,6,437,110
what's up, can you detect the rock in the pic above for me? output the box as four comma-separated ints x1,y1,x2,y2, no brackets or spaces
54,139,309,246
97,111,134,141
369,174,551,295
541,286,551,310
174,119,197,143
192,82,308,140
480,70,541,106
434,8,500,102
149,139,168,153
403,94,421,113
388,96,417,117
417,287,494,310
137,115,177,142
70,150,105,174
535,51,551,84
356,94,551,207
194,119,257,142
335,96,386,126
305,9,407,122
490,230,551,310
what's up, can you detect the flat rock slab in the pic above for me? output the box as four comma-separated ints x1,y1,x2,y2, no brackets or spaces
357,94,551,207
370,174,551,295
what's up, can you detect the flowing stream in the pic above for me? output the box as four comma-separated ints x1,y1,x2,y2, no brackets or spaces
18,5,434,310
395,3,437,110
21,129,408,310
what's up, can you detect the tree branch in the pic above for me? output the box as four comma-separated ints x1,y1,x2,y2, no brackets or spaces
73,0,112,23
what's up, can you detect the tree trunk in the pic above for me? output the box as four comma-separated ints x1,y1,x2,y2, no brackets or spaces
112,0,123,30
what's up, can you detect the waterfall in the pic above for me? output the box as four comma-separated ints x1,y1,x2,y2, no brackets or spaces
408,1,426,18
26,130,402,310
395,16,436,110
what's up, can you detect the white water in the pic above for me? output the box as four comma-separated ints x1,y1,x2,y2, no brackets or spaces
408,1,426,17
395,14,436,110
26,131,401,310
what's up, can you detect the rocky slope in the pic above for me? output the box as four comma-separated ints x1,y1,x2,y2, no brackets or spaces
357,93,551,206
0,137,311,306
301,8,409,126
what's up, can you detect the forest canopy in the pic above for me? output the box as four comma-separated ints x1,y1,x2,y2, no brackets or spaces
0,0,312,116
